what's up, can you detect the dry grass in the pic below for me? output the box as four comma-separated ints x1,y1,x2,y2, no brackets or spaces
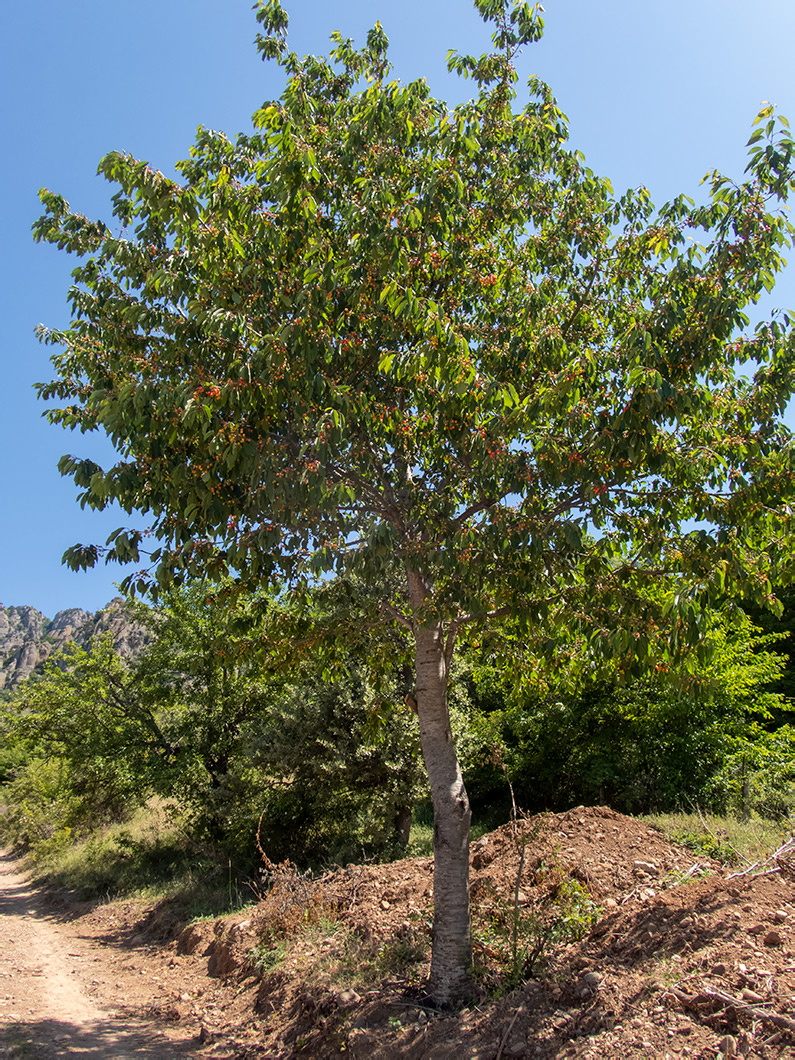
643,809,793,867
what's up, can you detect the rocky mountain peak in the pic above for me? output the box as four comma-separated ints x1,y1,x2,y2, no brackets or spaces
0,599,149,691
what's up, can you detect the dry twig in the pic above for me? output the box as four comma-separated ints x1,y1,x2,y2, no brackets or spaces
727,835,795,881
496,1006,523,1060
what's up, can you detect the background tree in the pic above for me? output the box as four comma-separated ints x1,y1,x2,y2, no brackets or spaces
34,0,795,1001
2,636,157,851
466,608,794,818
1,582,431,866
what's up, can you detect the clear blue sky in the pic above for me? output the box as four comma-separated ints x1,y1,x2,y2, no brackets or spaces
3,0,795,617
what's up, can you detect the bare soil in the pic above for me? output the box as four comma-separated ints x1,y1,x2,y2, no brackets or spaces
2,807,794,1059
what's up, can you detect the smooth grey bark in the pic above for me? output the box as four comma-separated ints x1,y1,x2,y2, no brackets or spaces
407,569,472,1005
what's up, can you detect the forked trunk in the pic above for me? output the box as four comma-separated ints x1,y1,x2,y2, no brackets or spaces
412,621,472,1005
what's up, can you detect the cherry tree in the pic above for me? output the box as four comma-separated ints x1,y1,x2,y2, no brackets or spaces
35,0,795,1001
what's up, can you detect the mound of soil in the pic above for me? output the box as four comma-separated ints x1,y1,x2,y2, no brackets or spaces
2,807,793,1059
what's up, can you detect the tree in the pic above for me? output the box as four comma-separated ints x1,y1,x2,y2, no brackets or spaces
135,582,279,841
137,579,429,859
33,0,795,1001
2,580,428,863
466,607,793,816
3,636,160,843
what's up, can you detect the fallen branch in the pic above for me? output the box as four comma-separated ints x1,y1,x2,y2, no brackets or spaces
727,835,795,881
703,988,795,1032
670,986,795,1033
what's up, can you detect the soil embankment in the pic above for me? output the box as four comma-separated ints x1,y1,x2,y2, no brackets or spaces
1,808,794,1058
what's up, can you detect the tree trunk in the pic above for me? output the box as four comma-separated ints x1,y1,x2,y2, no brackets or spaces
393,805,413,848
408,571,472,1005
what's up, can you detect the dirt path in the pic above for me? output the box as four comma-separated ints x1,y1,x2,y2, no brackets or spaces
0,850,199,1059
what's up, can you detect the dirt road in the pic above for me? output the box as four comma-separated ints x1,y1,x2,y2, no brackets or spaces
0,850,198,1059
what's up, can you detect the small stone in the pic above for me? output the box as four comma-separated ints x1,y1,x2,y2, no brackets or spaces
337,989,360,1006
633,860,659,875
718,1034,737,1058
763,929,783,947
748,923,766,935
737,1030,753,1055
740,988,763,1003
381,900,391,909
712,962,728,976
605,898,617,909
582,971,603,987
772,909,789,923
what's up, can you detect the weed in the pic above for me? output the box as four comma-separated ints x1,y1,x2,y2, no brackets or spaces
472,856,601,994
661,863,713,887
645,810,791,867
248,940,287,972
670,828,739,865
254,853,337,946
376,924,427,978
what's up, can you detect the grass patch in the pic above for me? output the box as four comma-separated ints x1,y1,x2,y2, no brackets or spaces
292,919,429,993
25,800,257,923
405,803,493,858
644,810,793,867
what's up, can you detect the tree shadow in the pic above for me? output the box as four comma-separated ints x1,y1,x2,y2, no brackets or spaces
0,1016,201,1058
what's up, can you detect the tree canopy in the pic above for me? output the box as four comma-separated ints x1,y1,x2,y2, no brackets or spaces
34,0,795,1002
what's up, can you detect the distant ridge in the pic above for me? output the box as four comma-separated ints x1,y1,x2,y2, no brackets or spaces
0,598,149,691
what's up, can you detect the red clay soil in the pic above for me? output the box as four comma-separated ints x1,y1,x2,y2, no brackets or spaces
2,807,794,1059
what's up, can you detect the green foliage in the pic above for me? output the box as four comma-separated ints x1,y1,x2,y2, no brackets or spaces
0,703,28,785
742,586,795,704
466,610,794,817
472,862,602,992
7,613,184,788
0,756,130,859
705,724,795,819
1,581,437,867
33,2,795,669
646,810,792,867
250,667,426,864
668,826,739,866
249,940,287,973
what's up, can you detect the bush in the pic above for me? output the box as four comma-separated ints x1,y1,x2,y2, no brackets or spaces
0,755,133,859
465,610,794,818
